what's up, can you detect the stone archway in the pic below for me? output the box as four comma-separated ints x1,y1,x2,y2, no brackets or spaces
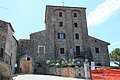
19,55,33,74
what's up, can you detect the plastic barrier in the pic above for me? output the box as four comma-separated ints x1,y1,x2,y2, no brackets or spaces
90,68,120,80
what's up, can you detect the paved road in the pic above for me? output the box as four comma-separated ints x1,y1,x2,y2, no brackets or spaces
13,74,91,80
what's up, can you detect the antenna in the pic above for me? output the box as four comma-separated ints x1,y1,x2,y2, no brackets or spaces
62,0,64,6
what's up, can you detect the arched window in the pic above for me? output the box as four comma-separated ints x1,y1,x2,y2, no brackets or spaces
59,12,63,17
73,13,77,17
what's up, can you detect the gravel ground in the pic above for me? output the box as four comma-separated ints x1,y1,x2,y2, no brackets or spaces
13,74,90,80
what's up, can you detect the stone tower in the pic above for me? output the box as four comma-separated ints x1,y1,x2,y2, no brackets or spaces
45,5,92,64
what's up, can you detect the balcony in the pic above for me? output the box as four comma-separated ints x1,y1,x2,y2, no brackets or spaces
74,52,85,59
0,52,11,77
0,52,11,65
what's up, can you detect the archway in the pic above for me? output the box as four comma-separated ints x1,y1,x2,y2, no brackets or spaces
19,55,33,74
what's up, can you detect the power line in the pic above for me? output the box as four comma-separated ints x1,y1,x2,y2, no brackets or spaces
0,5,8,10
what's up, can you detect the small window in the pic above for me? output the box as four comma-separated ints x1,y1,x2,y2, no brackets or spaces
59,22,63,27
58,33,66,39
95,48,99,53
38,46,45,54
73,13,77,17
74,23,78,27
27,57,30,61
60,48,64,54
59,12,62,17
95,40,97,42
75,33,79,39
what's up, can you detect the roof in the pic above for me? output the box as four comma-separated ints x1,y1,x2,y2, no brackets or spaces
0,20,15,32
89,36,110,45
12,35,19,45
46,5,86,9
30,30,45,36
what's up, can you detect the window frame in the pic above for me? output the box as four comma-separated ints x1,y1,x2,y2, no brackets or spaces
58,33,66,39
38,45,45,54
59,22,63,27
59,12,63,17
60,48,64,54
73,13,77,17
74,23,78,27
76,46,80,55
75,33,79,39
95,48,99,53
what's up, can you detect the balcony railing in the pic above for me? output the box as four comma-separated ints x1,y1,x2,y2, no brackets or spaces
0,51,11,65
74,52,85,58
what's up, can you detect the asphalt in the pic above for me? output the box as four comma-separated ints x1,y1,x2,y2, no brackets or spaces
13,74,91,80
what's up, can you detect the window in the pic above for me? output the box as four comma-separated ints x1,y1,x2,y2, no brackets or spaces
75,33,79,39
59,22,63,27
95,48,99,53
27,57,30,61
76,46,80,55
73,13,77,17
60,48,64,54
59,12,62,17
38,46,45,54
95,40,97,42
74,23,78,27
58,33,65,39
0,48,4,58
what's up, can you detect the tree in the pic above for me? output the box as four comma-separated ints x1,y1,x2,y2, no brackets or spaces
110,48,120,66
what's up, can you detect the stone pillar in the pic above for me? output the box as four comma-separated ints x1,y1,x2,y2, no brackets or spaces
91,62,95,70
84,59,90,79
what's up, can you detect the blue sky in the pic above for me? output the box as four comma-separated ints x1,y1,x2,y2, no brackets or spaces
0,0,120,53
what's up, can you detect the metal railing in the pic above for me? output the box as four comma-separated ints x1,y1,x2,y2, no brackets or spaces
74,52,85,58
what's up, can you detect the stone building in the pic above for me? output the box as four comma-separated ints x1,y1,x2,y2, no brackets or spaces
18,5,110,73
0,20,18,80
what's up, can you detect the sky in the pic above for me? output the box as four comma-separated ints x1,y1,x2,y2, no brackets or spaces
0,0,120,52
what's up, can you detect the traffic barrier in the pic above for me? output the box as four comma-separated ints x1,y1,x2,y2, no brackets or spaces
90,68,120,80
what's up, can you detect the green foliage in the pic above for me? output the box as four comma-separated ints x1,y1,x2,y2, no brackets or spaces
110,48,120,61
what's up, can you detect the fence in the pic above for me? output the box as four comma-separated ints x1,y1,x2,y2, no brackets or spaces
90,68,120,80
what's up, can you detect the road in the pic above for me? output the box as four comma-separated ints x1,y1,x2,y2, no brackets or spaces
13,74,90,80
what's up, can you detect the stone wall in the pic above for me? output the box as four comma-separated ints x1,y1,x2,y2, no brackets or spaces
30,31,46,66
0,20,8,33
18,39,30,57
0,20,17,79
17,39,31,73
19,55,33,74
0,21,7,52
47,67,85,78
0,33,6,52
88,36,110,66
33,67,85,78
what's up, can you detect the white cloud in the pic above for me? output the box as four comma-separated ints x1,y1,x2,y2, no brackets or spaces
87,0,120,27
109,41,120,47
